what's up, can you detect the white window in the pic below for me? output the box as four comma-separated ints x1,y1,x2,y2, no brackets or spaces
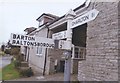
72,46,86,59
36,47,42,56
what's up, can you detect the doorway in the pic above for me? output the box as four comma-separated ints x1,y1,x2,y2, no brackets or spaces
59,60,65,72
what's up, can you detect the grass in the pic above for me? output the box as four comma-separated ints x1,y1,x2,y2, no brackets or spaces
2,62,20,80
0,51,5,56
0,69,2,80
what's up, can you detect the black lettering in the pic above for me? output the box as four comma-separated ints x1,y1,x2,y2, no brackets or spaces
81,15,89,21
72,15,89,27
43,43,46,47
37,42,40,46
34,42,36,46
46,43,49,47
30,42,34,46
17,35,20,39
21,35,24,40
28,37,31,40
12,40,16,44
40,43,43,46
24,41,27,45
77,19,82,24
27,42,30,46
25,36,28,40
20,41,23,45
51,44,55,48
31,37,35,41
86,15,89,20
13,34,16,39
60,45,62,48
16,40,20,44
33,42,36,46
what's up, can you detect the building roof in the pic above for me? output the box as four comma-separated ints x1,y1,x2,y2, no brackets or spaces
24,27,36,31
73,2,85,11
47,3,85,26
24,27,37,35
36,13,59,21
27,2,86,35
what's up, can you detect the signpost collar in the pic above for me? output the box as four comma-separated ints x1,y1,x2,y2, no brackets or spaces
65,9,76,20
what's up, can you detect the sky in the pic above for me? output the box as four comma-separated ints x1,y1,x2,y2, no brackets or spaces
0,0,86,45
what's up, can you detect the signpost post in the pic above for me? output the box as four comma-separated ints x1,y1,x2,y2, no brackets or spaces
64,9,76,83
63,9,99,83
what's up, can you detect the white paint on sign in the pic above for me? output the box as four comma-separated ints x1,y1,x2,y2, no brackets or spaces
58,40,71,50
52,30,67,40
10,33,55,48
71,9,99,28
10,33,71,50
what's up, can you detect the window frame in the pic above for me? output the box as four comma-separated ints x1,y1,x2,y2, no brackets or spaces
36,47,43,56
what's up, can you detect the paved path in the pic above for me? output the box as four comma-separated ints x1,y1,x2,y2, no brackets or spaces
11,73,78,81
0,55,12,82
0,55,13,68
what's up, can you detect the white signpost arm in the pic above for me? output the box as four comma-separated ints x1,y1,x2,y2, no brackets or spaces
64,9,76,83
71,9,99,29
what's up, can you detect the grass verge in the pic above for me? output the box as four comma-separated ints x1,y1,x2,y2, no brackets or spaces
0,51,5,56
2,62,20,80
0,69,2,80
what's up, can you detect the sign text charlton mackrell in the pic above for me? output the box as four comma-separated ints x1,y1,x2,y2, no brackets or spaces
11,34,55,48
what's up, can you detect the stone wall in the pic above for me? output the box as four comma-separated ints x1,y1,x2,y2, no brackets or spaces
78,2,119,81
118,1,120,81
45,49,64,74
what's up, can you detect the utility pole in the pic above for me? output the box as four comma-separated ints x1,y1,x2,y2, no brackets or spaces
64,9,76,83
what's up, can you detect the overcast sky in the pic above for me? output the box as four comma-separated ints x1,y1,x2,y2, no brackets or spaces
0,0,86,45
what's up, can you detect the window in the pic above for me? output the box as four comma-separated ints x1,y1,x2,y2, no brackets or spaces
72,46,86,59
36,47,42,56
75,48,79,58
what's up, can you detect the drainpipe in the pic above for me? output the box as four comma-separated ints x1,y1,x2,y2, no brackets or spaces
43,25,49,76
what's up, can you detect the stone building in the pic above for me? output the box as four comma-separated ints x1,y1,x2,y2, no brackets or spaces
77,0,120,81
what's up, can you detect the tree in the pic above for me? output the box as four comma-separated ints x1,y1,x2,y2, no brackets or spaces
7,40,12,48
1,44,5,52
4,49,11,54
10,47,20,55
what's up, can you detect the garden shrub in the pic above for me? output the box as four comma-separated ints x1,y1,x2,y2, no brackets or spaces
14,60,21,69
4,49,11,54
19,67,34,77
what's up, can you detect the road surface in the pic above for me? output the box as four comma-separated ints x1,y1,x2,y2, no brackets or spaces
0,55,12,68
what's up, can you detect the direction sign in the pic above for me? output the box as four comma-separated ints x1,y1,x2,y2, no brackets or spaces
52,30,67,40
10,33,55,48
71,9,99,28
10,33,70,50
58,40,71,50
